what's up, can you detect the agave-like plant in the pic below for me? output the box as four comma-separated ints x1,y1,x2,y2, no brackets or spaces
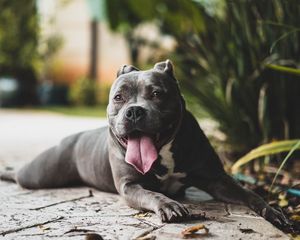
231,139,300,173
171,0,300,155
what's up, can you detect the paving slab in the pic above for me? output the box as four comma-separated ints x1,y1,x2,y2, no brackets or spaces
0,110,289,239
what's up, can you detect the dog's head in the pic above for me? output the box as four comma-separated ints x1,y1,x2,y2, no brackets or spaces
107,60,184,174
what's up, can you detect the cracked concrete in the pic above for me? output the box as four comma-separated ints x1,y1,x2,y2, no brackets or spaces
0,110,289,239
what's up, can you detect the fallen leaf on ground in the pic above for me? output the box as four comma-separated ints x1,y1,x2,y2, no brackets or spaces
38,225,50,231
288,235,300,240
136,234,156,240
134,212,152,218
291,215,300,222
181,224,209,238
278,193,289,207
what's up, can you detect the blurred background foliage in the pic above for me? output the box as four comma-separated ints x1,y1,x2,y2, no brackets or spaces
69,77,99,106
106,0,300,156
0,0,39,106
0,0,300,158
1,1,299,231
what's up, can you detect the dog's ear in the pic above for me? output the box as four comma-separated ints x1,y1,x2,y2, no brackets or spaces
117,65,139,77
154,59,174,78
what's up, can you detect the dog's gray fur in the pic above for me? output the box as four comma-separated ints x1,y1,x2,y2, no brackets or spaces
0,60,289,227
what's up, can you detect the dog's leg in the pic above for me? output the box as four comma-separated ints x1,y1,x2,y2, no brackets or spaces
13,134,83,189
16,146,81,189
119,181,189,222
192,173,290,228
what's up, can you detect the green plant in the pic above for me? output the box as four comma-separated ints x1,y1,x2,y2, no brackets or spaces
0,0,40,105
173,0,300,154
231,139,300,173
98,83,111,106
37,106,107,118
269,140,300,194
69,77,99,106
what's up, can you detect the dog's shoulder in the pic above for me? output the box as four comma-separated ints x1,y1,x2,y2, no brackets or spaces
171,110,225,177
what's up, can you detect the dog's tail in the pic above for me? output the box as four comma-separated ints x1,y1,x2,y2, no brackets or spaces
0,171,17,183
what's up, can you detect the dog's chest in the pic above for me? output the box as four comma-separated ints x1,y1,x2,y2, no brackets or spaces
155,142,186,195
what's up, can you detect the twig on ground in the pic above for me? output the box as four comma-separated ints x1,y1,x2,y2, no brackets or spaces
29,190,94,210
0,216,64,236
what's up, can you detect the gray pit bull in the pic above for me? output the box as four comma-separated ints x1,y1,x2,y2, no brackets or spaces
1,60,289,227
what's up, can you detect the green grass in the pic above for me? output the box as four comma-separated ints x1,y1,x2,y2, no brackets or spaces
7,104,208,119
37,105,107,118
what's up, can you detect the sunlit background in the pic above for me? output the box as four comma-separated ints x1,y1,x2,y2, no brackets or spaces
0,0,300,174
1,1,300,234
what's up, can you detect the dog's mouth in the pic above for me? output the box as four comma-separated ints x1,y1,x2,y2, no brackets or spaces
118,131,161,148
116,130,159,175
116,127,177,175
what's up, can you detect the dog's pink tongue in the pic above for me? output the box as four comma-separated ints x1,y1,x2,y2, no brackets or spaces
125,135,157,174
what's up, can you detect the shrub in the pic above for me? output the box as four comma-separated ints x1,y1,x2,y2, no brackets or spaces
69,77,99,106
0,0,39,105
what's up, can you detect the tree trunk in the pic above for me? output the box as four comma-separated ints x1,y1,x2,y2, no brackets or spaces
89,19,99,81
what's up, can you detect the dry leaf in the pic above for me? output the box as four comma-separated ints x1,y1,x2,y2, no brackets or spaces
289,235,300,240
290,215,300,222
279,199,289,207
295,208,300,214
181,224,209,238
136,234,156,240
134,212,152,218
278,193,289,207
38,225,50,231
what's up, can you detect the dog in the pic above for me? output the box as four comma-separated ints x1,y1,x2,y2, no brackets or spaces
0,60,289,227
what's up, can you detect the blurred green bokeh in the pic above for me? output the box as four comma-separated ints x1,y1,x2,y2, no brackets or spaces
1,0,300,157
0,0,39,105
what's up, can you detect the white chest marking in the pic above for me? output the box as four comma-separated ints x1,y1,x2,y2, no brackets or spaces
156,142,186,194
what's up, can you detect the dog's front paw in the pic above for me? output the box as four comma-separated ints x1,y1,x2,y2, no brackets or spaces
262,206,291,229
156,201,189,222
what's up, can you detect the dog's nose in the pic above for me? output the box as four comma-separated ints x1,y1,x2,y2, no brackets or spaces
125,106,145,122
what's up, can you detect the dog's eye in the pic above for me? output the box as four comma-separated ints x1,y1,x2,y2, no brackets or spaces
152,91,161,98
114,94,123,102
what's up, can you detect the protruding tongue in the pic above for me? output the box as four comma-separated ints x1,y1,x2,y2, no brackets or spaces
125,135,158,174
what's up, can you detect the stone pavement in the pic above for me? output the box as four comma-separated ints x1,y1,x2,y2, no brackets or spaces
0,110,289,240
